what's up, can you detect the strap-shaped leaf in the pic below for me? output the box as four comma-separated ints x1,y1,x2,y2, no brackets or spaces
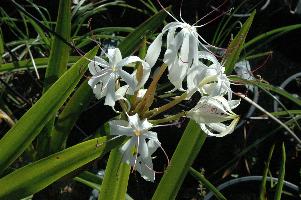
36,0,72,158
49,80,93,153
152,120,206,200
99,149,131,200
259,144,275,200
0,47,98,174
0,56,80,73
0,136,125,200
223,10,256,75
43,0,71,90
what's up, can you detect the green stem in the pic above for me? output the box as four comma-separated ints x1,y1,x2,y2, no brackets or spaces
146,92,188,118
150,111,187,125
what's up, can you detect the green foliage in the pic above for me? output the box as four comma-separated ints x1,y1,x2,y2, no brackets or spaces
0,47,98,174
0,135,125,200
223,10,256,75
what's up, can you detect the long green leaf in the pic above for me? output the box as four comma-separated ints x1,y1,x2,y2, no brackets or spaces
223,10,256,75
274,143,286,200
0,135,125,200
259,144,275,200
74,171,134,200
0,47,98,174
99,149,131,200
36,0,72,158
0,28,4,65
244,24,301,49
152,120,206,200
49,80,93,153
43,0,71,89
0,56,80,73
74,171,102,190
190,168,227,200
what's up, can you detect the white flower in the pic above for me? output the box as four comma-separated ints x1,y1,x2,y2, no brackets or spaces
187,51,232,99
145,21,203,91
88,48,150,107
109,114,160,181
187,96,240,137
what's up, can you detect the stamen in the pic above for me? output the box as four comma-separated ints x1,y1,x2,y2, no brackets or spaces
133,129,142,136
192,0,229,26
156,0,179,22
179,0,187,24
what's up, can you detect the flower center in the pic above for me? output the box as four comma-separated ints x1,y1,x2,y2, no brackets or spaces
133,129,141,136
111,66,117,72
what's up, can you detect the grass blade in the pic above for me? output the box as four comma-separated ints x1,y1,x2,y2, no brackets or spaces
259,144,275,200
244,24,301,49
274,143,286,200
0,56,80,73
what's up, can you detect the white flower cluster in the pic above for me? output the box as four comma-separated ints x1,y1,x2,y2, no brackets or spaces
88,17,240,181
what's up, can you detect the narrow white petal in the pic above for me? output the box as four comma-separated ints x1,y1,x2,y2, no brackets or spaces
138,138,149,159
109,120,133,136
208,118,239,137
145,33,163,68
128,114,140,130
117,56,145,68
141,119,153,131
138,157,155,182
120,138,135,164
144,131,158,141
164,29,184,65
88,60,102,75
166,27,177,49
104,74,117,107
198,51,219,65
108,48,122,66
119,69,137,90
147,139,161,155
92,84,105,99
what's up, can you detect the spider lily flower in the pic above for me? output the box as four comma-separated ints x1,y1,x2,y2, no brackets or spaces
187,51,232,99
145,20,204,90
187,96,240,137
109,114,160,181
88,48,150,107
